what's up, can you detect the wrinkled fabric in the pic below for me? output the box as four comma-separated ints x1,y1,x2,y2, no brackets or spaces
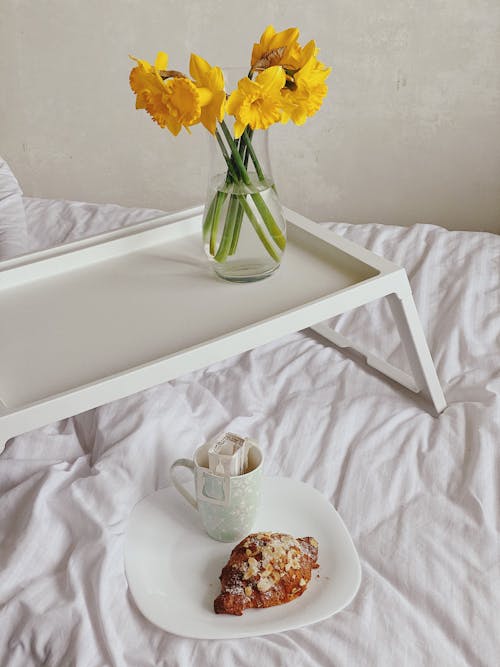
0,157,28,259
0,198,499,667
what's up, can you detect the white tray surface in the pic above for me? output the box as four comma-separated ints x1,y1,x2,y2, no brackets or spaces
0,215,378,410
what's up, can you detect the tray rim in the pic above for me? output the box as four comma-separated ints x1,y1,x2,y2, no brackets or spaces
0,206,400,279
0,206,204,274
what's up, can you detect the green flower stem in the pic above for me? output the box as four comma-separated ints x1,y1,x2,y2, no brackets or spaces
203,185,229,256
239,129,251,170
205,129,240,257
202,193,217,238
250,192,286,250
236,196,281,262
241,129,265,182
226,131,255,254
214,194,239,262
209,190,227,255
229,201,244,255
228,135,248,255
238,134,247,159
242,127,278,195
219,121,286,251
215,129,239,182
243,127,253,162
219,122,251,186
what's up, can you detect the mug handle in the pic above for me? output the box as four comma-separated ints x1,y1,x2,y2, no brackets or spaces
170,458,198,510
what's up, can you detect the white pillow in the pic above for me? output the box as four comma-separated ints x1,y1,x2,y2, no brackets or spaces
0,156,28,259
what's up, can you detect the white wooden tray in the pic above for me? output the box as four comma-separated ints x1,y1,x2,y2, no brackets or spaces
0,206,446,450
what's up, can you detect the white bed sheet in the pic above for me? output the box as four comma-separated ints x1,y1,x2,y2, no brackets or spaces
1,197,499,667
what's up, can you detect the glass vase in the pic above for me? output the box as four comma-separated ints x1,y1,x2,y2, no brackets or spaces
202,123,287,283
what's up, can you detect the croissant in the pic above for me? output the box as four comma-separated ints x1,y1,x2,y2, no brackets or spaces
214,532,319,615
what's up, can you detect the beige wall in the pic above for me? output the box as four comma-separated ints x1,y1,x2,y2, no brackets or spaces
1,1,499,233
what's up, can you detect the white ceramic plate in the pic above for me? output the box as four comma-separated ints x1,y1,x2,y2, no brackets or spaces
124,477,361,639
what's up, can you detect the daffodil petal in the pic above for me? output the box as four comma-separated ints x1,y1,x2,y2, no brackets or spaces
189,53,211,84
233,119,246,138
155,51,168,71
270,27,299,50
255,66,286,93
129,55,153,71
251,25,301,70
165,116,182,135
300,40,318,64
197,86,213,107
189,55,226,130
238,77,259,96
216,90,226,121
226,89,244,115
208,66,225,92
261,25,276,43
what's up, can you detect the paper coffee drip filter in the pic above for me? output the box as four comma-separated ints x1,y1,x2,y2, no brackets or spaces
208,433,250,476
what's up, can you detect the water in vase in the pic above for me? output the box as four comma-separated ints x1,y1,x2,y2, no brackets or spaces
203,171,287,283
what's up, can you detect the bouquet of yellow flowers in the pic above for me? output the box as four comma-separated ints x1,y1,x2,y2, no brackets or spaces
130,26,330,281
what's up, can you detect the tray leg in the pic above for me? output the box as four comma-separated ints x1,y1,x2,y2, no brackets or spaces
388,280,446,414
0,430,8,455
310,279,447,414
310,324,420,393
0,401,11,454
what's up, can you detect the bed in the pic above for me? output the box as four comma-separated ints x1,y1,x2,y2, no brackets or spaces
1,158,499,666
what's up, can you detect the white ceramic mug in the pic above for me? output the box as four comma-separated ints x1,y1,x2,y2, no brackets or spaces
170,441,263,542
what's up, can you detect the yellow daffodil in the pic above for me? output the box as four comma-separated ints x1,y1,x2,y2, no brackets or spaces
189,53,226,134
129,52,167,111
150,76,203,135
251,25,301,73
280,41,331,125
130,52,207,135
227,66,286,137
